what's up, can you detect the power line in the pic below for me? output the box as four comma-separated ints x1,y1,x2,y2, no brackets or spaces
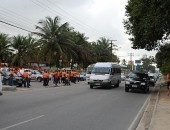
46,0,106,37
31,0,104,39
0,20,33,33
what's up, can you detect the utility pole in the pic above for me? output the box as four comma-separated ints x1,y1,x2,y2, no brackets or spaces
128,53,134,70
109,40,117,61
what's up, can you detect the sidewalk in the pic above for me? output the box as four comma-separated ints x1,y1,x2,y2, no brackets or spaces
136,77,170,130
150,84,170,130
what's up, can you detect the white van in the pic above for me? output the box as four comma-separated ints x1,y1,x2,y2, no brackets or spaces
89,62,121,89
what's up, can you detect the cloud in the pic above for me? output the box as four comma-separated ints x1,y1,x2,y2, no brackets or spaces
0,0,157,63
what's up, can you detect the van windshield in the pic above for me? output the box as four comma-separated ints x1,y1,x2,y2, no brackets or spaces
92,67,110,74
86,67,93,74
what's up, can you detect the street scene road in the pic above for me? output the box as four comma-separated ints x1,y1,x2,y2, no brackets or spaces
0,81,150,130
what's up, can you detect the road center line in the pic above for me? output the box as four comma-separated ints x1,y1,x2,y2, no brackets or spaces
0,115,45,130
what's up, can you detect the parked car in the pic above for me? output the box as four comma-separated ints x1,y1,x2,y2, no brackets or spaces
79,73,86,81
2,72,23,87
149,75,156,86
125,71,150,93
30,70,43,82
121,73,126,81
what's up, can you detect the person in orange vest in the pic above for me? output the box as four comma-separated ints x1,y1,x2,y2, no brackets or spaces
8,69,14,86
70,70,74,83
65,71,70,86
58,70,62,84
61,69,66,84
23,70,29,88
73,70,77,84
54,70,59,86
43,70,50,87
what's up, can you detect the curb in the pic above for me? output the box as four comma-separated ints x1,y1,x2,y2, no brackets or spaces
128,94,150,130
148,82,164,130
2,85,16,91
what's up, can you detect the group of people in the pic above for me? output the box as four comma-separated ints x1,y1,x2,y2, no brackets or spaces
1,68,31,88
42,69,80,87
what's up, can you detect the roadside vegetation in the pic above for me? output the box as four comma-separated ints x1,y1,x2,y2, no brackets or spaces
124,0,170,74
0,16,119,69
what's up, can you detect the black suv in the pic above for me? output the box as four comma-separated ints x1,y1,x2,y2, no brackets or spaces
125,71,150,93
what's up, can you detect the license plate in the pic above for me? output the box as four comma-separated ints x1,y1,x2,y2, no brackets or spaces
132,85,137,88
95,83,100,85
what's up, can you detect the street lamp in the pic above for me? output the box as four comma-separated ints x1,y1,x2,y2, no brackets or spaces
109,40,117,61
70,59,72,69
59,59,62,69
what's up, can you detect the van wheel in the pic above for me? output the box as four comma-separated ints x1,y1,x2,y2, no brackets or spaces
144,86,148,93
125,87,129,92
90,85,93,89
115,81,120,87
107,82,112,89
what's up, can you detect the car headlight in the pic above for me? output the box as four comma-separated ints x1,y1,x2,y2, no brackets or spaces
102,79,109,82
125,81,130,84
141,82,145,85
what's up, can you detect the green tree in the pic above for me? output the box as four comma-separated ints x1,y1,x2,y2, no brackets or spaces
141,55,155,72
71,32,94,68
124,0,170,50
34,16,76,67
0,33,13,64
155,43,170,74
11,35,26,66
11,35,38,67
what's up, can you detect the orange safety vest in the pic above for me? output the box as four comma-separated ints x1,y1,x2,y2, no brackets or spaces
66,73,70,80
54,72,59,78
23,72,28,78
73,72,77,77
43,73,49,78
62,71,66,78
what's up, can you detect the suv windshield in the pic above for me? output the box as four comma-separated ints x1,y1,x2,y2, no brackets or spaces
128,72,147,79
92,67,110,74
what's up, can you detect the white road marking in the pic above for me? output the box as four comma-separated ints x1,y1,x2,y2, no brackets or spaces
0,115,44,130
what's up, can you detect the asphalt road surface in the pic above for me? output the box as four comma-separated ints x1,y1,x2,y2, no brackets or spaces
0,81,150,130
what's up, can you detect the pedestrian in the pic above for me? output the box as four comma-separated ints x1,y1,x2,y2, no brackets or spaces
28,70,32,87
23,70,29,88
65,72,70,86
54,70,59,86
8,69,14,86
43,70,50,87
167,71,170,95
61,69,66,84
0,70,3,95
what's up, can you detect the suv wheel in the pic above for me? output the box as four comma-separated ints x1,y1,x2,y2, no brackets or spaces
125,87,129,92
115,81,120,87
144,86,148,93
90,85,93,89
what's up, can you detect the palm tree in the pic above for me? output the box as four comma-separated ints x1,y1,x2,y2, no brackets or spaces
70,32,94,68
34,16,76,67
24,34,41,66
94,37,118,62
11,35,26,66
0,33,13,64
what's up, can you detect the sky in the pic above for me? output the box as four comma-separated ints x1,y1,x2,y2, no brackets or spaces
0,0,157,64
